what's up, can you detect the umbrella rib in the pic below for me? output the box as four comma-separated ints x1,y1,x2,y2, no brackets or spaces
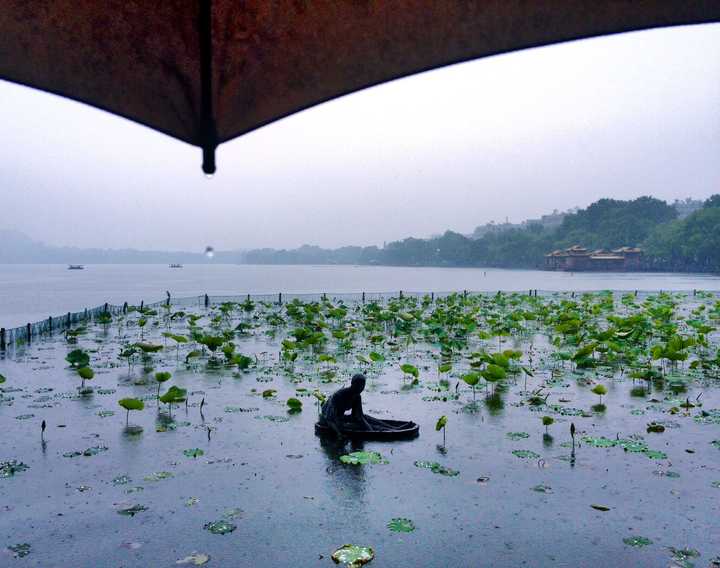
200,0,217,175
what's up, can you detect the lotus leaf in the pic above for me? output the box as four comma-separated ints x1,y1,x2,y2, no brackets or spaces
340,451,388,465
331,544,375,567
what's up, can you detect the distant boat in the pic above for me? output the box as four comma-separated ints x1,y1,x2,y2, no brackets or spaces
68,264,85,270
169,263,183,268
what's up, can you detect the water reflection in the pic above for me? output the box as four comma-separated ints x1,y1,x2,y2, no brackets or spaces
318,436,368,511
484,393,505,415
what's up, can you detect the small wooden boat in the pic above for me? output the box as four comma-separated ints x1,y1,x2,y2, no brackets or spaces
67,264,85,270
315,419,419,441
169,263,183,268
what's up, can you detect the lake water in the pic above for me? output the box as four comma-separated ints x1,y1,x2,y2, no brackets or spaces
2,285,719,566
1,263,719,328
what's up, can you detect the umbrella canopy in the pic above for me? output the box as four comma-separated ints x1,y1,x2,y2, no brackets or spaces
1,1,718,174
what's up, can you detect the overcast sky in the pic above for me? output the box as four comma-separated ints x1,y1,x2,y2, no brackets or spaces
1,23,719,252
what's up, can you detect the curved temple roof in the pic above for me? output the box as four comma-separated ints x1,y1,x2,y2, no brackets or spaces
1,1,718,173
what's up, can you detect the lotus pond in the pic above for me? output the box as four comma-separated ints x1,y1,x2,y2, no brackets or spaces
1,291,720,567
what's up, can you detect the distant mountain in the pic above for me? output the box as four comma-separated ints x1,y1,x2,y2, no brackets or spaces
0,230,243,264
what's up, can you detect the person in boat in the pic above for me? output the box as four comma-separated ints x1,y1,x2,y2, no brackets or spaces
319,373,411,437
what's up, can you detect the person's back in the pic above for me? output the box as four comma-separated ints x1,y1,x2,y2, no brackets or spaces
319,374,367,436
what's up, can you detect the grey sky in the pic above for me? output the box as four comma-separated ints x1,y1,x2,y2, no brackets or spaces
1,23,719,252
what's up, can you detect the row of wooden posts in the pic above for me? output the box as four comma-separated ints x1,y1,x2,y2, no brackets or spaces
0,302,113,350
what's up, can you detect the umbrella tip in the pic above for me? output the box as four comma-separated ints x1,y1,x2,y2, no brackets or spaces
202,145,216,177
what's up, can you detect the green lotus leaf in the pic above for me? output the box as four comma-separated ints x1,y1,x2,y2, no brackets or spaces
7,543,31,558
183,448,204,459
414,461,459,476
340,451,388,465
331,544,375,567
512,450,540,459
119,398,144,412
204,519,236,535
0,460,29,478
176,552,210,565
623,536,652,547
155,371,172,383
400,363,419,378
160,386,187,404
387,518,415,533
435,415,447,431
77,366,95,380
507,432,530,441
66,349,90,368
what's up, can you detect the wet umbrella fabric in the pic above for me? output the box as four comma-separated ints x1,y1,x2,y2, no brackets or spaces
1,1,718,173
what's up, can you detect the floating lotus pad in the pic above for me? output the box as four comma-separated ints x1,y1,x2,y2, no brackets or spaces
387,517,415,532
512,450,541,459
668,547,700,566
112,475,131,485
204,520,236,535
694,409,720,424
506,432,530,441
414,460,459,476
7,543,31,558
176,552,210,565
144,471,174,482
63,445,109,458
183,448,204,459
582,437,667,459
331,544,375,567
623,536,653,547
254,415,290,423
340,451,388,465
116,504,148,516
224,406,258,413
0,460,29,478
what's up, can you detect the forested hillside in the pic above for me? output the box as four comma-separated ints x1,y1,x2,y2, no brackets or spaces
244,196,720,272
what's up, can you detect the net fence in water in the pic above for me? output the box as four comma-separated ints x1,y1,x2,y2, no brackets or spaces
1,289,717,349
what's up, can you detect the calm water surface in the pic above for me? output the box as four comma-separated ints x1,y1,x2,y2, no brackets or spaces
1,263,719,328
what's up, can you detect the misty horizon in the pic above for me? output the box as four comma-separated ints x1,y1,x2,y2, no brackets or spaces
0,193,704,255
2,24,719,252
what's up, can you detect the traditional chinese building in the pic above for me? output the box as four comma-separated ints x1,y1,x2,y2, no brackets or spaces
545,245,642,271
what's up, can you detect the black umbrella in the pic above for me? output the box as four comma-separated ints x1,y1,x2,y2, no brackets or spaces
1,1,718,174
